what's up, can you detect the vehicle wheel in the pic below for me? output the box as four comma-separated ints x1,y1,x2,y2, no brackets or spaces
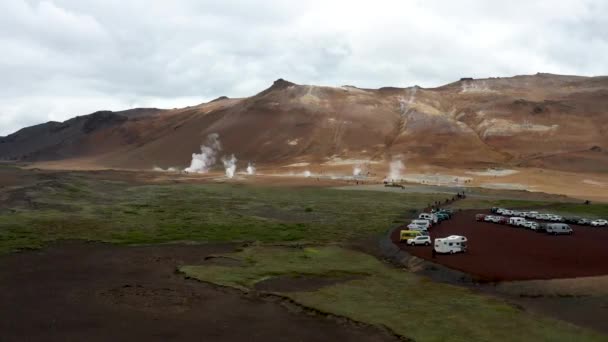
450,250,454,254
425,242,430,246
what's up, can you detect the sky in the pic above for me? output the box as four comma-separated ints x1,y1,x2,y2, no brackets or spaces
1,0,607,136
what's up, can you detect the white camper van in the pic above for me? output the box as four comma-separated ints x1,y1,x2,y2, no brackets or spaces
434,235,467,254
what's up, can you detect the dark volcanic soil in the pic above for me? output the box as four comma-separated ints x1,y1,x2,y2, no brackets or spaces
0,242,398,342
392,210,608,281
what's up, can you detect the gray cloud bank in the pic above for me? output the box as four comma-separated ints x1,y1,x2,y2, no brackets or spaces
1,0,606,135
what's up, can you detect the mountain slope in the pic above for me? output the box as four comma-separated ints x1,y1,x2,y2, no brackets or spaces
1,73,607,172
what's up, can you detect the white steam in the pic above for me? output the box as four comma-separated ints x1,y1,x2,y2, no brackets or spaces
246,162,256,175
303,170,312,178
222,154,237,178
389,160,405,181
185,133,222,173
353,165,362,177
153,166,179,172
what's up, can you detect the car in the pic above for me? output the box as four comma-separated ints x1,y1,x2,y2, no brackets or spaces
537,214,551,220
536,222,549,233
476,214,486,222
564,216,581,224
408,220,431,231
437,210,452,218
490,207,499,214
503,210,513,216
436,212,450,221
497,216,509,224
591,219,608,227
548,215,564,222
400,230,427,241
509,217,526,227
577,218,592,226
522,221,539,230
546,223,573,235
511,210,524,217
407,235,432,246
441,208,454,215
488,215,502,223
496,208,506,214
419,213,438,225
484,215,495,222
527,212,540,219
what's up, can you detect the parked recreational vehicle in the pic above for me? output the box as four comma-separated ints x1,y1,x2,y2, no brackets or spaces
399,230,425,241
434,235,467,254
545,223,573,235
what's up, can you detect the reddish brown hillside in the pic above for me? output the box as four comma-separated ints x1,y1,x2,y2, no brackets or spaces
1,73,606,172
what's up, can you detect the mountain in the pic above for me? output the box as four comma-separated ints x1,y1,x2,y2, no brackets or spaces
1,73,607,173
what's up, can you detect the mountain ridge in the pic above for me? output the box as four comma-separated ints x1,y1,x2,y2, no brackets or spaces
1,73,607,173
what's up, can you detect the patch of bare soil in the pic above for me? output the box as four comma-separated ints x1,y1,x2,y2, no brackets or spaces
0,241,398,342
254,274,363,292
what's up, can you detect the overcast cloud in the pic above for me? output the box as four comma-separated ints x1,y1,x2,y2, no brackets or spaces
1,0,607,135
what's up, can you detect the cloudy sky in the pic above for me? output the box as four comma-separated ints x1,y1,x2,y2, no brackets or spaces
1,0,606,135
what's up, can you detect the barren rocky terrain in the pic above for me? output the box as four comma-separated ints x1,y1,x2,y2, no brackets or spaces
1,74,606,172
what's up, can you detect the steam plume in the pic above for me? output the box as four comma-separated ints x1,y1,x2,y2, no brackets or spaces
222,154,237,178
246,162,256,175
185,133,222,173
353,165,362,177
389,160,405,181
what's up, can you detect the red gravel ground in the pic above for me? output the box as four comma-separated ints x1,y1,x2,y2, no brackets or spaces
392,210,608,281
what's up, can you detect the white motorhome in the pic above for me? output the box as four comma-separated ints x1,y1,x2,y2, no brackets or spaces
419,213,438,224
434,235,467,254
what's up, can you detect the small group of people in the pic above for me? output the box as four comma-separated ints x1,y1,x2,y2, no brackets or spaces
426,191,467,211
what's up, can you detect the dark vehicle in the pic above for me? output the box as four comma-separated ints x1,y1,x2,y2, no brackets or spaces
437,209,454,218
440,208,454,215
490,207,499,213
577,218,592,226
536,223,549,233
564,217,581,224
498,216,509,225
436,212,450,221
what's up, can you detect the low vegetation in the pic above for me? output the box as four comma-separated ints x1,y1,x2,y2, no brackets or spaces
0,174,445,254
181,246,605,342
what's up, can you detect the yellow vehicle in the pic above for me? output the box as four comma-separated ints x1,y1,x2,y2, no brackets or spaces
400,230,423,241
